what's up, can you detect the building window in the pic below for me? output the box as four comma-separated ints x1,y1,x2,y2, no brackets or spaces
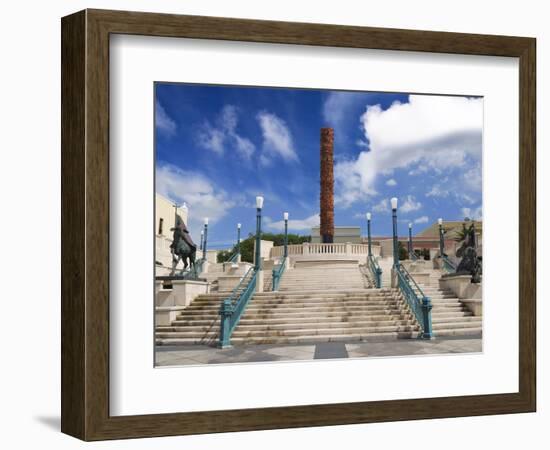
158,218,164,235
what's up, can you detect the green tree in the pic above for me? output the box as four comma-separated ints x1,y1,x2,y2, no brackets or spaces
217,249,233,263
221,232,311,264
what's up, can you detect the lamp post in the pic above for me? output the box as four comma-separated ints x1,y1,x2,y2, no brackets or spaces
283,212,289,258
236,223,241,257
438,218,444,257
199,230,204,254
366,212,372,257
391,197,399,267
255,196,264,270
202,218,209,260
408,222,413,259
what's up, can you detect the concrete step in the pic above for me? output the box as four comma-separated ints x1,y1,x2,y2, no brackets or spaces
171,313,412,327
433,321,482,330
158,324,420,339
432,316,482,324
253,288,394,297
156,330,420,345
243,305,412,314
433,328,482,337
161,319,417,333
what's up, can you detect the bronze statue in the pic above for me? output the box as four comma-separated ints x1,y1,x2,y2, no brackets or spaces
169,214,197,276
455,222,482,283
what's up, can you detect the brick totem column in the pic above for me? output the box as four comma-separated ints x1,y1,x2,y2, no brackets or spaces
320,128,335,243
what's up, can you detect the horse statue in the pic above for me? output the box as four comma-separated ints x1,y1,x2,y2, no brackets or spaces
455,222,482,283
169,215,198,277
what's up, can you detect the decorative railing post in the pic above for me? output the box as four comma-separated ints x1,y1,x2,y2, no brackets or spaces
255,197,263,270
218,299,234,348
236,223,241,259
391,197,399,268
438,218,444,257
283,212,289,258
421,296,433,339
202,218,209,260
366,212,372,257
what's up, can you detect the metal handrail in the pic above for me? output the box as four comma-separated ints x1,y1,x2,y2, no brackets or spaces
367,255,382,288
271,258,286,291
218,267,258,347
227,252,240,263
441,255,456,273
395,264,433,339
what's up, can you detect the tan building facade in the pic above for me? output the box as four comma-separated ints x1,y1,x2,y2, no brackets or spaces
155,193,189,269
311,226,361,244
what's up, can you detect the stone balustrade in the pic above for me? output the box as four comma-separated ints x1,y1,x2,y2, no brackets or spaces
270,242,379,260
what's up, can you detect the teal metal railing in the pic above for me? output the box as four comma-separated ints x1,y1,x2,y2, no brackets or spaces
227,252,240,263
441,255,457,274
367,255,382,288
271,258,286,291
218,267,258,347
395,264,433,339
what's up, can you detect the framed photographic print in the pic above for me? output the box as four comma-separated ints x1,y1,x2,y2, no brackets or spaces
61,9,536,441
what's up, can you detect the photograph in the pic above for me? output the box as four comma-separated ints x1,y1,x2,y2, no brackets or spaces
153,83,483,366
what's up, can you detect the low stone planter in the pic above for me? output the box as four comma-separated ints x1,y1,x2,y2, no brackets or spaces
155,279,209,307
440,274,482,299
461,299,482,316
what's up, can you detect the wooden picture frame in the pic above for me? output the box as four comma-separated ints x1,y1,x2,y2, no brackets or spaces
61,9,536,441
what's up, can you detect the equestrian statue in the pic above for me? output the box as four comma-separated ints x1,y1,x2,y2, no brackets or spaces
455,222,482,283
169,214,198,277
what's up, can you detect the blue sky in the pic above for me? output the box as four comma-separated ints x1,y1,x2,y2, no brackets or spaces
155,83,483,249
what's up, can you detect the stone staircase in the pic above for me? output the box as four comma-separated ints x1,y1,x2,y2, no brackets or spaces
155,288,421,345
156,292,225,346
413,275,482,337
278,261,371,291
155,260,481,346
231,288,419,344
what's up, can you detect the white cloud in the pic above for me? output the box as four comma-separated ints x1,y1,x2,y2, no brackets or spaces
414,216,429,224
197,123,225,155
462,163,482,192
156,163,236,237
461,206,483,220
426,185,449,198
334,95,483,206
400,195,422,213
372,198,390,213
257,111,298,165
385,178,397,186
323,91,368,129
155,101,176,137
265,213,320,231
196,105,256,159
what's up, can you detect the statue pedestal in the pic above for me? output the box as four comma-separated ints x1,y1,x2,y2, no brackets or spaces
155,279,209,326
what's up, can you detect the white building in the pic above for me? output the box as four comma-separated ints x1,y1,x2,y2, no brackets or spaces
310,226,362,244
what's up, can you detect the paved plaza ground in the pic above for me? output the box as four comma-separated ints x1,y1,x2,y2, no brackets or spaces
155,334,482,367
